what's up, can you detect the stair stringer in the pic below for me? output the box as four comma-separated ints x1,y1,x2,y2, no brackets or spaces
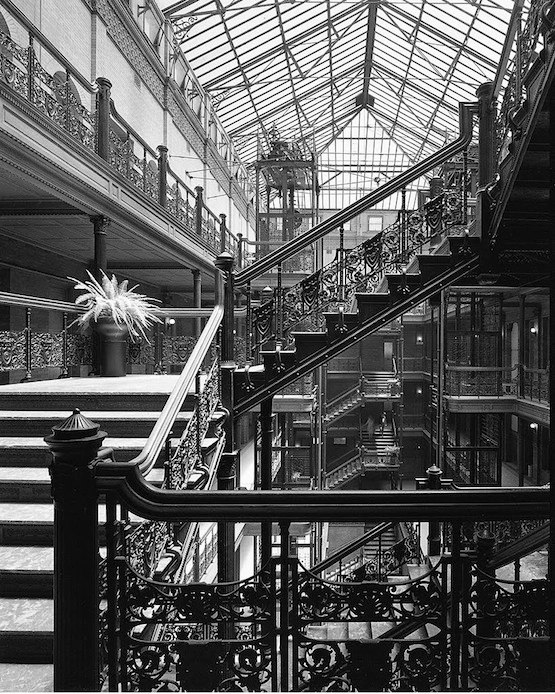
234,254,479,415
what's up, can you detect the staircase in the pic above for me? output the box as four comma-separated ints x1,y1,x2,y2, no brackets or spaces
235,238,480,415
0,377,196,691
361,423,396,456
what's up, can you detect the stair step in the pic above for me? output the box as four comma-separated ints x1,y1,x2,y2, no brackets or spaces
355,293,390,322
0,663,52,691
0,631,52,664
0,437,158,467
0,375,192,412
0,411,190,438
0,571,52,598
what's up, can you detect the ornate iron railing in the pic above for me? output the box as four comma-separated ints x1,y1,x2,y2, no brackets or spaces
323,522,420,584
445,366,517,397
325,448,400,489
0,2,244,259
167,352,222,490
252,186,468,350
461,566,548,691
522,366,549,402
494,0,551,162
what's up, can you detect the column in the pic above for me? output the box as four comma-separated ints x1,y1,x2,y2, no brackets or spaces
259,398,274,570
192,269,202,339
217,454,237,585
91,215,110,281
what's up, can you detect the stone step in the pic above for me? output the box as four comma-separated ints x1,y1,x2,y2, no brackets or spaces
0,411,191,438
0,599,53,664
0,504,139,546
0,547,53,599
0,663,53,691
0,375,191,413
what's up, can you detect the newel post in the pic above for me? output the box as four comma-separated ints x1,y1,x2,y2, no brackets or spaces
214,252,235,364
95,77,112,162
45,409,106,692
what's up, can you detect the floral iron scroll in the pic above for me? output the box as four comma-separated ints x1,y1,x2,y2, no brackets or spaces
252,186,466,351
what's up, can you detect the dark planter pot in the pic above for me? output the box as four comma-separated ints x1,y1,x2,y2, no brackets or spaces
93,317,129,377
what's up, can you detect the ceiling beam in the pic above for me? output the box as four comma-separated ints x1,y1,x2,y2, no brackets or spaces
200,1,369,89
0,200,84,216
359,0,378,106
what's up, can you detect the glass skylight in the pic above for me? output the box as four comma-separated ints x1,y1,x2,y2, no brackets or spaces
161,0,524,209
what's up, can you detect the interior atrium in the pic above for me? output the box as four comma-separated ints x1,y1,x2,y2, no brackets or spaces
0,0,552,690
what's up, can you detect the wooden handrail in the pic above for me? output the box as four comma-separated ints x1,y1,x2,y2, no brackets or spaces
93,467,549,521
132,303,224,476
235,101,478,285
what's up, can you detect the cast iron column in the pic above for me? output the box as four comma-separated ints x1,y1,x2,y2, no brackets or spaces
192,269,202,339
45,409,106,692
217,453,237,585
260,397,274,570
91,215,110,281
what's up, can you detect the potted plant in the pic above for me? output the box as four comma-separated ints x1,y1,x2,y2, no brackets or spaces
70,270,160,377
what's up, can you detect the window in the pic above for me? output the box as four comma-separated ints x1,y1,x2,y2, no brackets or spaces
368,217,383,234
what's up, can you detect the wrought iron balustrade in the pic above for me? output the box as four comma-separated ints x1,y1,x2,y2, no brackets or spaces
88,482,549,691
445,366,517,397
323,522,420,584
522,366,549,402
495,0,551,163
251,185,468,351
0,1,244,260
167,351,222,491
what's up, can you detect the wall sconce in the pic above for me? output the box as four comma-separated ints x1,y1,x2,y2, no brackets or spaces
530,324,538,334
416,335,423,344
165,317,176,327
529,422,538,430
416,387,423,395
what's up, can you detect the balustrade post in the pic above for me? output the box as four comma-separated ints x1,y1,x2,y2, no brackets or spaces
237,233,243,268
59,312,69,379
219,213,227,253
194,186,204,237
426,463,443,556
95,77,112,161
214,253,235,363
21,307,32,382
45,410,106,691
157,145,168,208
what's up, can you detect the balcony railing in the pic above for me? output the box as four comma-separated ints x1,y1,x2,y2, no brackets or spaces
0,2,244,260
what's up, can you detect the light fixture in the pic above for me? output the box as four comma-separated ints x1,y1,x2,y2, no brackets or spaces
530,325,538,334
416,334,423,344
165,317,176,327
529,422,538,430
416,387,423,395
